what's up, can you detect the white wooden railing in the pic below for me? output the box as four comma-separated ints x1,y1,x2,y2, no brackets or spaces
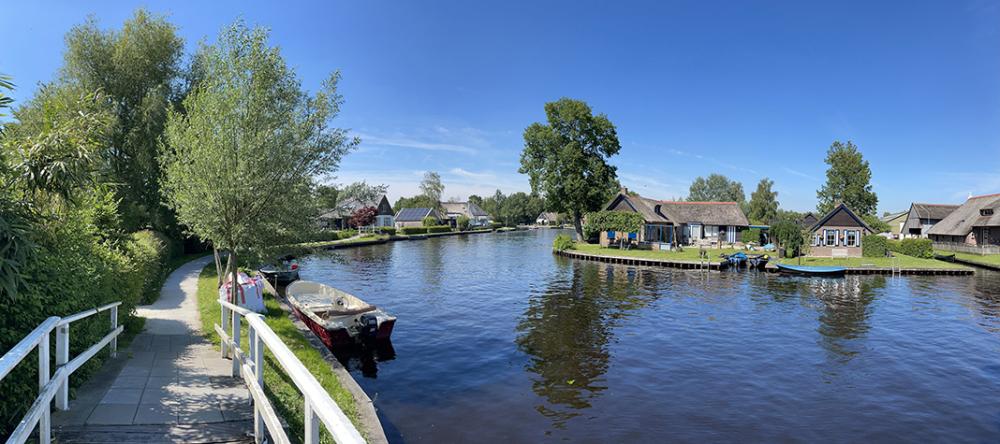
0,302,122,444
215,299,365,444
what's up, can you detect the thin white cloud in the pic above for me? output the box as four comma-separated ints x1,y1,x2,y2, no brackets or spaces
667,148,758,175
449,168,495,180
357,133,477,154
783,167,818,181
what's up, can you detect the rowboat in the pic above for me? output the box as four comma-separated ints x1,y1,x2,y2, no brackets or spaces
747,254,770,270
259,255,300,285
721,251,747,267
775,263,846,277
286,280,396,348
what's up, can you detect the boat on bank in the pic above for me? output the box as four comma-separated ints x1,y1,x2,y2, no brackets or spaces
721,251,747,267
775,263,847,277
747,254,770,270
286,280,396,348
259,255,300,285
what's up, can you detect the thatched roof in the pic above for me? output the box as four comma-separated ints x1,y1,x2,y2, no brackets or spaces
902,202,959,231
537,212,559,221
927,193,1000,236
880,211,907,223
603,191,750,226
441,202,489,218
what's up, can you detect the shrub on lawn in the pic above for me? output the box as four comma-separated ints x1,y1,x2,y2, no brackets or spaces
891,238,933,258
426,225,452,233
741,228,762,244
378,227,397,236
456,215,470,231
422,216,438,227
553,234,575,251
863,235,889,257
401,226,428,235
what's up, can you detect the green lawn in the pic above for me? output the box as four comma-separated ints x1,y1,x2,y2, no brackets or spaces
937,250,1000,267
196,264,360,443
777,255,968,269
297,233,389,248
571,242,745,263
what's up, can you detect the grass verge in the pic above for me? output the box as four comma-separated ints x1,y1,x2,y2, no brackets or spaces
195,264,360,443
297,234,389,249
777,254,968,269
571,242,744,262
936,250,1000,267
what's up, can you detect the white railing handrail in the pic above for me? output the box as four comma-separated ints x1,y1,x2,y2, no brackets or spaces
216,298,365,444
0,317,60,381
0,302,122,444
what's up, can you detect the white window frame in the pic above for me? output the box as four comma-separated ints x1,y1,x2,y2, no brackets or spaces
824,229,837,247
845,230,858,247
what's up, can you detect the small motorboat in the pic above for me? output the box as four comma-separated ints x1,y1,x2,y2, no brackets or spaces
747,254,770,270
286,280,396,348
721,251,747,267
259,255,300,285
775,263,847,277
934,253,956,262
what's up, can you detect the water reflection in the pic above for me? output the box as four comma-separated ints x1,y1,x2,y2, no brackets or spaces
810,277,884,361
515,262,655,428
332,340,397,378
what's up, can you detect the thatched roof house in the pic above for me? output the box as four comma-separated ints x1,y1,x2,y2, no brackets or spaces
927,193,1000,246
901,203,959,238
394,207,442,229
536,212,560,225
441,202,491,227
318,195,394,229
602,189,750,246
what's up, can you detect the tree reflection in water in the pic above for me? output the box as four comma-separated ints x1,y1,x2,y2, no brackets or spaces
515,262,658,428
807,276,885,361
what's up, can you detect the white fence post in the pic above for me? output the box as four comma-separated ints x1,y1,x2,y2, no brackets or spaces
109,305,118,357
253,325,265,443
221,304,229,358
304,400,319,444
55,324,69,410
231,309,241,377
38,331,51,444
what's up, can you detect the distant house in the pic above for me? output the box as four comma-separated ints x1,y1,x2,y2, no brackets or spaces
807,203,874,257
600,189,750,248
318,195,394,229
927,193,1000,247
902,203,959,239
441,202,491,227
799,212,819,228
880,210,908,239
395,207,442,229
536,212,560,225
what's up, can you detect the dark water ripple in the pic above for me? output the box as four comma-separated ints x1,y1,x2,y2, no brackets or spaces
300,229,1000,443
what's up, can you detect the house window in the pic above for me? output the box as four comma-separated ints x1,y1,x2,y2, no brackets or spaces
824,230,837,246
845,230,858,247
704,225,719,238
981,208,995,216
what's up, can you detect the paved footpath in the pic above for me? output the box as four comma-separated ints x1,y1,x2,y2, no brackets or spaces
52,256,254,443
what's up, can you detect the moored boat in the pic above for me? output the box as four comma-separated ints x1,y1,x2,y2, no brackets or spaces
775,263,846,277
259,255,300,285
286,280,396,348
721,251,748,267
747,254,770,270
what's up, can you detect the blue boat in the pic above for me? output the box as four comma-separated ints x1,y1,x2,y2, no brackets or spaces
721,251,748,267
775,263,847,276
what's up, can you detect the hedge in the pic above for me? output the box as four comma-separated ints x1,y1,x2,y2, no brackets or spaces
584,211,645,235
400,226,427,235
377,227,397,236
863,235,889,257
553,234,575,251
890,238,933,259
130,230,178,304
427,225,452,233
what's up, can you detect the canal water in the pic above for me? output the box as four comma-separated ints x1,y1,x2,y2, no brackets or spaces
300,229,1000,443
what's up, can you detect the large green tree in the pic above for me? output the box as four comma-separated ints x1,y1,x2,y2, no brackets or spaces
419,171,444,209
161,21,357,291
688,173,745,204
816,140,878,216
60,9,184,232
520,98,621,240
746,178,779,224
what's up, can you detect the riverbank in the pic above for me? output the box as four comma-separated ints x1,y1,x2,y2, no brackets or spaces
194,264,364,442
300,227,501,250
936,250,1000,271
560,242,973,275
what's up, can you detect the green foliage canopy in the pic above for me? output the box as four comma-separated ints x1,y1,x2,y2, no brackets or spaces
520,98,621,240
817,141,878,217
688,173,745,205
747,178,779,224
585,211,645,234
161,21,357,267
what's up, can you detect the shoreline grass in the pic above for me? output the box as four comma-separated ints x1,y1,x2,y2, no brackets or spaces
936,250,1000,268
776,255,968,269
571,242,744,263
195,264,360,443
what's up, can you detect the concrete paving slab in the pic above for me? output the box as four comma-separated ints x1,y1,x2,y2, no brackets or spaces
110,376,147,389
100,388,143,404
133,403,178,425
87,404,138,425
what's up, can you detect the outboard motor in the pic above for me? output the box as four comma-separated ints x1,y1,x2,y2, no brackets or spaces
359,314,379,339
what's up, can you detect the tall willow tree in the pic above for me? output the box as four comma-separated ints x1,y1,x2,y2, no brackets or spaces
61,9,184,232
161,21,357,289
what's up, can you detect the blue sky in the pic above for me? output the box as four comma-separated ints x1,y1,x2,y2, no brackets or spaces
4,1,1000,212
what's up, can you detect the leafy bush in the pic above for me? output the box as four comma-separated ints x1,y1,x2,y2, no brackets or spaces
890,238,933,258
377,227,396,236
426,225,452,233
741,228,762,244
553,234,575,251
489,222,503,230
421,216,438,227
348,206,377,228
584,211,644,234
772,219,804,257
401,226,428,235
456,214,470,231
129,230,176,304
863,234,889,257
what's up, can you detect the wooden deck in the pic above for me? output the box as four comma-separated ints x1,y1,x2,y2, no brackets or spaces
554,249,727,270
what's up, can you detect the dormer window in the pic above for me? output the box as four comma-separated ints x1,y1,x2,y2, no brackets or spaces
982,208,995,216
